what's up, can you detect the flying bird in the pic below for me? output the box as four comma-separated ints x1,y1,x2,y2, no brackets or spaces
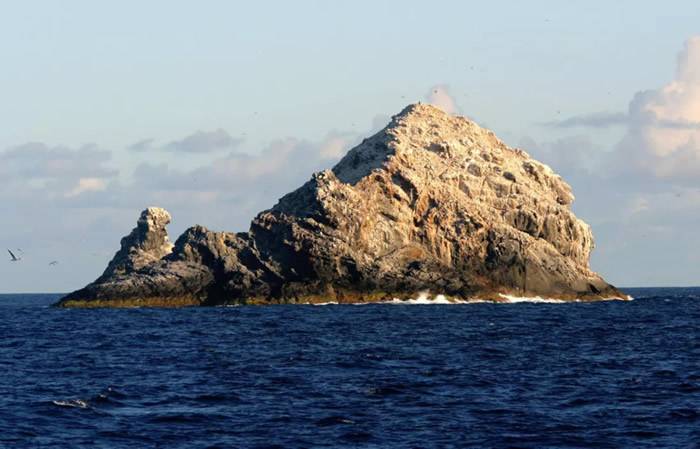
7,249,21,262
49,261,59,266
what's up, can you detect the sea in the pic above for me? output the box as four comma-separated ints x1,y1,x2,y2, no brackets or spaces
0,287,698,449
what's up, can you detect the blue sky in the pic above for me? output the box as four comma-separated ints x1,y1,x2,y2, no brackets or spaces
2,1,700,292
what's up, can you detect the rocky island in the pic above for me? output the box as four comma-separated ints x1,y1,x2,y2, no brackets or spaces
56,104,625,307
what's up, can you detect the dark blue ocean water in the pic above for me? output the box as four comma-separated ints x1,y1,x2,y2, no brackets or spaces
1,288,699,448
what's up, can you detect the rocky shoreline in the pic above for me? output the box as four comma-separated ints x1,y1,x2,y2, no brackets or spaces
56,104,626,307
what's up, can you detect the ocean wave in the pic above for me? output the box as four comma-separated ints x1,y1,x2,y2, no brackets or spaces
52,399,89,409
51,387,125,410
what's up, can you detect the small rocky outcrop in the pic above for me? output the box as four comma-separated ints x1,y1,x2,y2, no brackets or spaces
57,104,625,307
99,207,174,281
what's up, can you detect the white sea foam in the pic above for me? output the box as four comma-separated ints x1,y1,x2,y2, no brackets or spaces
386,293,468,304
305,292,468,305
497,294,566,304
264,291,632,306
388,294,449,304
495,293,633,303
52,399,89,409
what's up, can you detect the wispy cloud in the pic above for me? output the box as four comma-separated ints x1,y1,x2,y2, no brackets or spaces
0,142,116,180
544,111,700,130
127,138,155,152
164,129,244,153
543,111,629,128
126,129,245,154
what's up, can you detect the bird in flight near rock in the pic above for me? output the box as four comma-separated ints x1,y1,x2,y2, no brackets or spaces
7,249,21,262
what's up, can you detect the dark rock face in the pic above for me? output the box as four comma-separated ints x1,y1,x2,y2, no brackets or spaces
57,104,625,307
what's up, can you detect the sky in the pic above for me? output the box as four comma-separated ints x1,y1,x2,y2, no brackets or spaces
2,1,700,292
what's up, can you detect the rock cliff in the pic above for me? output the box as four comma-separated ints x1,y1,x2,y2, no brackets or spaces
57,104,625,307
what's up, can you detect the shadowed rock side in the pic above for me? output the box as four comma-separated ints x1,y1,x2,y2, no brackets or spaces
57,104,625,307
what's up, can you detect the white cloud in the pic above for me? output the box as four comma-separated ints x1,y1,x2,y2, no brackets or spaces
425,84,458,114
65,177,107,197
619,36,700,179
317,131,358,160
542,37,700,183
318,136,348,159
